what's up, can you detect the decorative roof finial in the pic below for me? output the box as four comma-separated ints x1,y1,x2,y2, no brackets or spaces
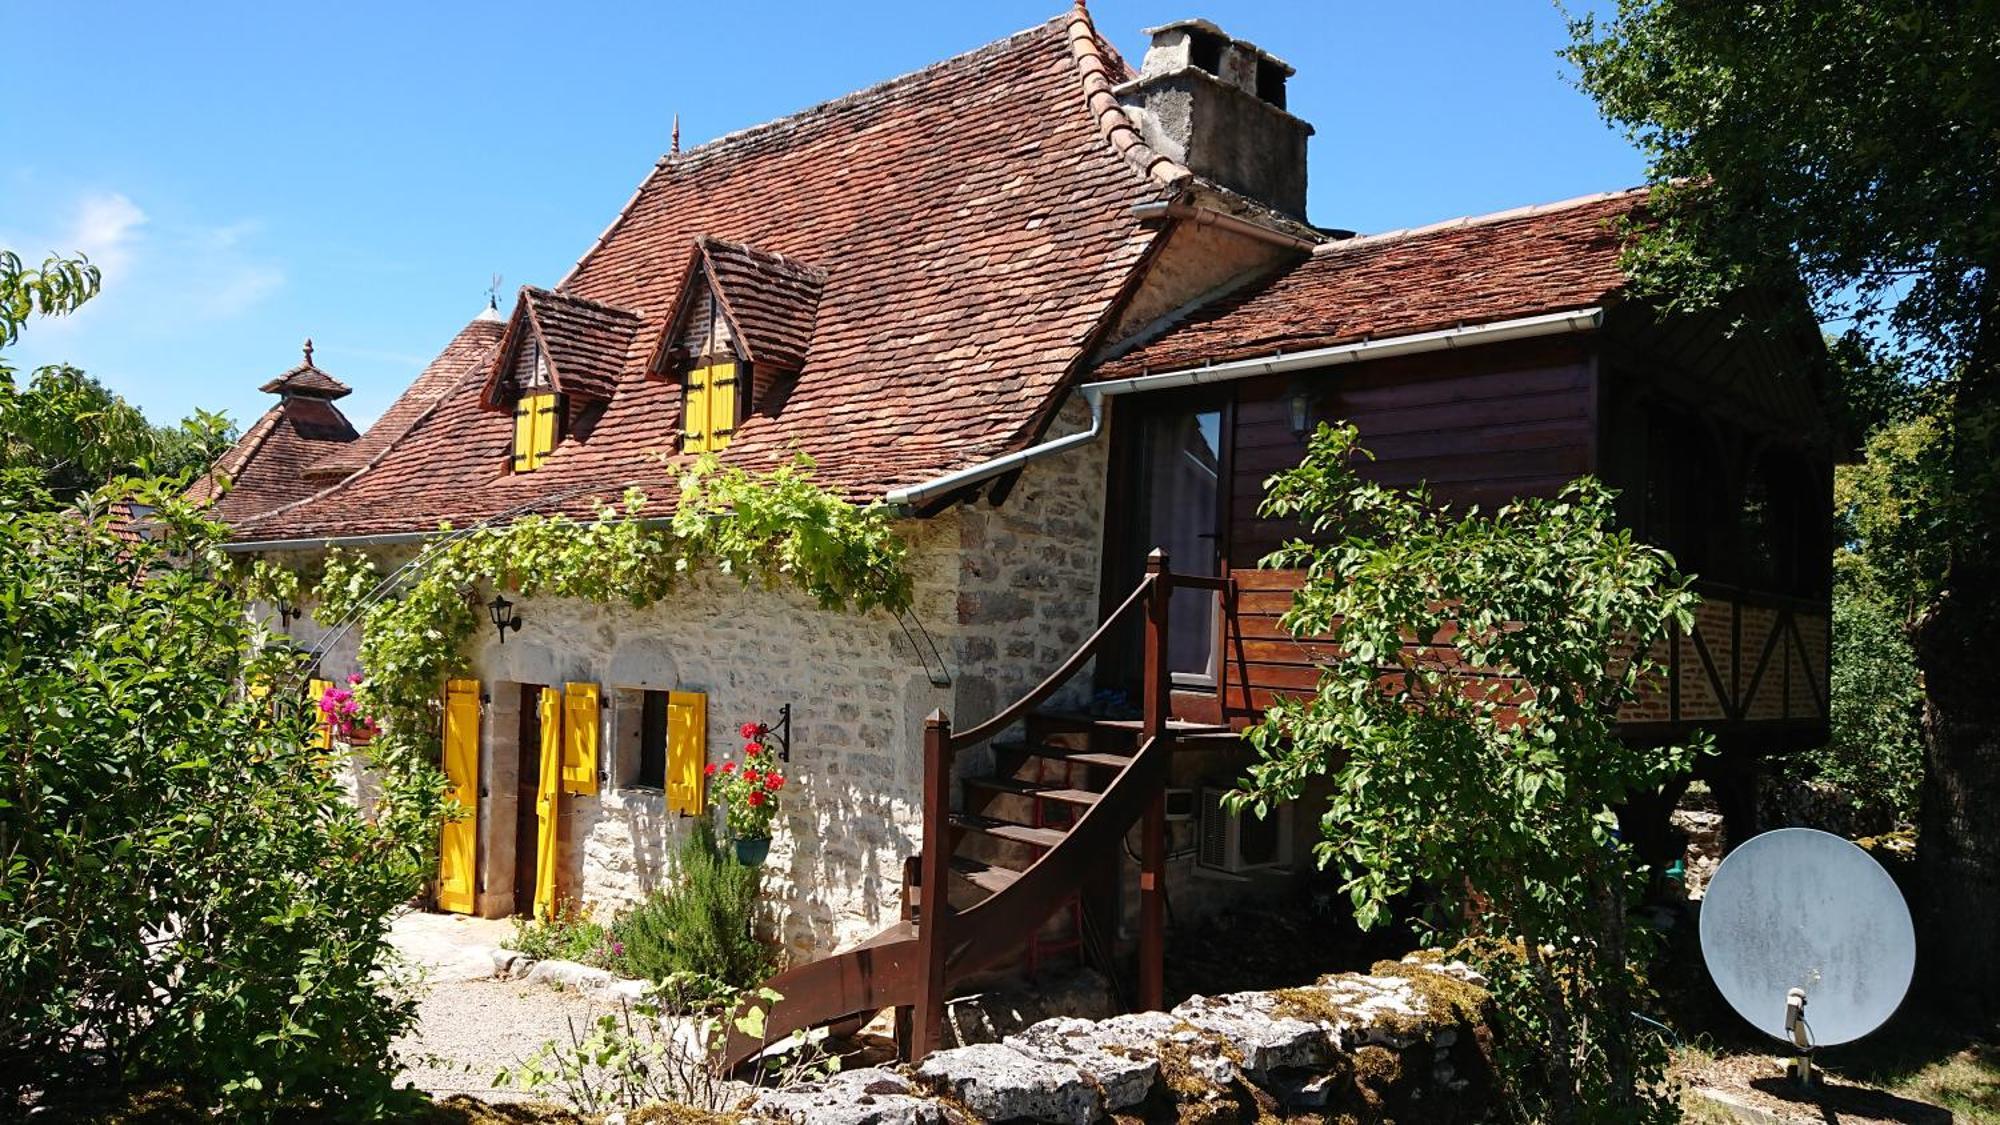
671,113,681,155
488,272,503,310
302,337,314,367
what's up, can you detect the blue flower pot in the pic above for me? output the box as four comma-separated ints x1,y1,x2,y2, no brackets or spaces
734,835,771,867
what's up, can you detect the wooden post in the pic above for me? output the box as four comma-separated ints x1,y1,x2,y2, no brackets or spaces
912,710,954,1061
1139,549,1170,1012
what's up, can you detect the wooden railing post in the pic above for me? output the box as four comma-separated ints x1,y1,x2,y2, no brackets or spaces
1139,549,1170,1012
912,709,954,1061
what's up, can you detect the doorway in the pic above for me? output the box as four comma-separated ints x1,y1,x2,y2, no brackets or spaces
1106,396,1228,694
513,682,547,914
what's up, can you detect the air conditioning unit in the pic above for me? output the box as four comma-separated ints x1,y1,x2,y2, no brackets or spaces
1197,788,1293,874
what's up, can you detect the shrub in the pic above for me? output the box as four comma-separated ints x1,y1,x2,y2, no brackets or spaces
0,476,435,1118
509,903,615,969
1232,424,1706,1124
610,825,772,994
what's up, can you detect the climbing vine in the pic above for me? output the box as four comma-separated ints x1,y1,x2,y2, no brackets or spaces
236,454,914,839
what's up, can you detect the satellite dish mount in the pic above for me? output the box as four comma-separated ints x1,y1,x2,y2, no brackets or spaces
1783,987,1813,1088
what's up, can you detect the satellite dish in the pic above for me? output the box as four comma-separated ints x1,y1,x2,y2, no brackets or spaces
1700,827,1914,1051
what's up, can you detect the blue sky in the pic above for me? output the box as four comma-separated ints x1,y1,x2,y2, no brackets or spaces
1,1,1637,433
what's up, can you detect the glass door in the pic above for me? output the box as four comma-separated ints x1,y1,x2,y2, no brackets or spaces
1135,405,1224,686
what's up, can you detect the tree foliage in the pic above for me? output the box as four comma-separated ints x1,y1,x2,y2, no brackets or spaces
1233,425,1708,1123
0,250,432,1117
1567,0,2000,1023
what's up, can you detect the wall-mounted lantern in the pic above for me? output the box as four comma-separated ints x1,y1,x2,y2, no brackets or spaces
487,594,523,644
276,600,303,629
1287,389,1316,437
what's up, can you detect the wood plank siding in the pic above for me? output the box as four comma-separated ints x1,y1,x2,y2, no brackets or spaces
1116,331,1831,750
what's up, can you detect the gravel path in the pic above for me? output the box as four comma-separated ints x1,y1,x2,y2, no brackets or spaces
386,909,619,1103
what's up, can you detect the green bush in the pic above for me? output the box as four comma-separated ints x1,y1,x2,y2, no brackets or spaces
0,477,436,1118
610,825,772,995
508,903,614,969
1809,582,1925,821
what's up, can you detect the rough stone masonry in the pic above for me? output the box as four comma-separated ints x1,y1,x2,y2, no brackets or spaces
746,955,1496,1124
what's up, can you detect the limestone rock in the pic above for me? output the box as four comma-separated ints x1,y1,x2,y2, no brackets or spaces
1004,1012,1171,1110
752,1067,948,1125
916,1042,1099,1125
1170,991,1334,1074
524,958,615,994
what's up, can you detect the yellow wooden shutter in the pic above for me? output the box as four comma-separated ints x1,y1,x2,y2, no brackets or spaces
307,678,334,750
532,393,559,466
683,366,711,453
534,686,563,920
707,362,738,451
438,679,481,915
665,691,707,816
511,398,534,471
561,681,599,796
514,392,558,472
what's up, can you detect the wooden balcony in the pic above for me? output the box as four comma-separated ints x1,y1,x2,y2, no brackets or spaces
1174,570,1830,753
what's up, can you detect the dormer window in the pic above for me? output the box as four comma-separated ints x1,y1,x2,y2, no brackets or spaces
645,236,827,456
478,287,641,474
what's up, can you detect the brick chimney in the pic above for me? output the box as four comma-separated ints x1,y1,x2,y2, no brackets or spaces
1116,19,1312,219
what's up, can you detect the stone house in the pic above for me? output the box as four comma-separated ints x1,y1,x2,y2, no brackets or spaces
209,4,1833,1045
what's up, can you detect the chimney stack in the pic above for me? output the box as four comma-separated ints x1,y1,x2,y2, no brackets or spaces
1117,19,1312,218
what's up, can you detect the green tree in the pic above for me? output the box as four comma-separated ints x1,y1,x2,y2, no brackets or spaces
1567,0,2000,1023
1233,425,1706,1123
0,253,434,1117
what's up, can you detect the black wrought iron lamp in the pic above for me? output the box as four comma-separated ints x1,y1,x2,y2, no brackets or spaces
487,594,523,644
276,599,303,629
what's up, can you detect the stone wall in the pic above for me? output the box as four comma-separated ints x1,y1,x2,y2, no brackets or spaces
750,955,1496,1124
298,401,1117,960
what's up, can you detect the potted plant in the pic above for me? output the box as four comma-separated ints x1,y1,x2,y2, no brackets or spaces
706,721,787,866
318,675,379,746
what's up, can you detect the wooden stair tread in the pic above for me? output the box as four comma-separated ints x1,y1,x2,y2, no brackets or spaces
853,919,918,951
963,777,1102,806
949,855,1023,894
994,740,1136,771
1091,718,1234,735
949,812,1066,848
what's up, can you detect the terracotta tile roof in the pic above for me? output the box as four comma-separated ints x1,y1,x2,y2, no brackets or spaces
190,392,360,524
310,309,506,479
482,288,644,409
235,5,1172,542
258,361,352,399
1099,189,1644,378
662,237,828,374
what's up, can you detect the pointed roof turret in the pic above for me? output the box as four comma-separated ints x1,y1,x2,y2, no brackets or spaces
257,338,354,399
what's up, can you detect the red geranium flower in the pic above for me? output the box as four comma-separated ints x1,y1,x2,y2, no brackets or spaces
704,762,718,776
740,721,763,739
743,768,760,784
765,774,783,792
743,740,762,755
721,761,735,774
747,790,766,807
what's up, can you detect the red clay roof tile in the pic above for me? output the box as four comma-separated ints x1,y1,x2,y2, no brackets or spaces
1099,190,1644,378
235,6,1170,542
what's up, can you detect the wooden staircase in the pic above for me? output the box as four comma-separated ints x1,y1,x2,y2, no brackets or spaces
722,550,1228,1068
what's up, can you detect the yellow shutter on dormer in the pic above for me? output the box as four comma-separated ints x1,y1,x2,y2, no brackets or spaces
707,362,738,451
511,398,534,471
683,365,711,453
514,392,559,472
561,681,599,795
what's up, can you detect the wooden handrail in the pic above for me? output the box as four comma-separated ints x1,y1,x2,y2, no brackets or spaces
949,573,1159,750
